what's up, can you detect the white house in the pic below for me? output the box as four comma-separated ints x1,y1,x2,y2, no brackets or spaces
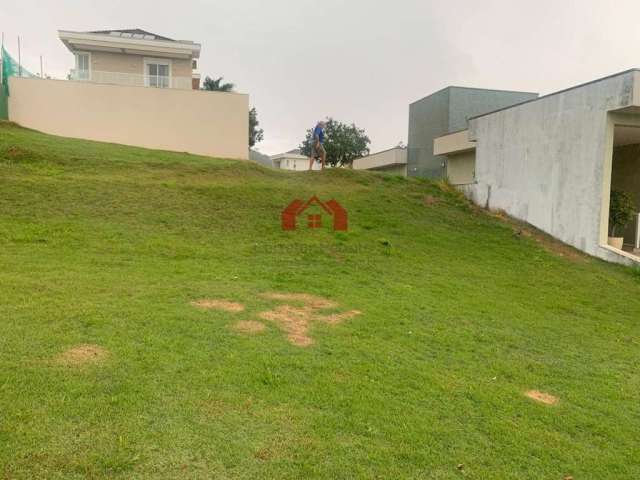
58,28,201,89
271,149,321,171
5,28,248,160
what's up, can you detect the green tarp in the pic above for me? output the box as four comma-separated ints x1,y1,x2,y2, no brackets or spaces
0,89,7,120
1,46,35,94
1,46,36,119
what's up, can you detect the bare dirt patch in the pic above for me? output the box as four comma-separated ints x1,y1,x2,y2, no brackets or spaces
260,305,315,346
424,195,440,206
261,292,337,309
233,320,266,334
477,208,587,262
191,299,245,313
512,225,585,262
259,293,361,347
7,146,23,157
54,344,109,367
525,390,559,405
190,292,360,346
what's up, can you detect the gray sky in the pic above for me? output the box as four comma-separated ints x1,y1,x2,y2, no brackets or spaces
2,0,640,155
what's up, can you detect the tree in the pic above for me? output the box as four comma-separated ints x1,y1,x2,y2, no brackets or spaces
299,118,370,167
249,107,264,147
202,75,235,92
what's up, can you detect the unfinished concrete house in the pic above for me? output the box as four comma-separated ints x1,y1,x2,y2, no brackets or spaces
432,70,640,265
408,87,538,178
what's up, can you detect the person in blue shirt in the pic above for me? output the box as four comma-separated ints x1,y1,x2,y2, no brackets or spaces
308,121,327,171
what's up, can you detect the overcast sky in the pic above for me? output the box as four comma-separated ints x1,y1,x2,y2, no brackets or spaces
2,0,640,155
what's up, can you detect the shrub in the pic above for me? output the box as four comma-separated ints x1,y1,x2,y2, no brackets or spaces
609,190,636,237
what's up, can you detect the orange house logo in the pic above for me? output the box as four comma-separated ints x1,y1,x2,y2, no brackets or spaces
282,196,348,231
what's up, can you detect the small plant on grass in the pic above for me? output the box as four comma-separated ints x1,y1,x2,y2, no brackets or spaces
609,190,636,237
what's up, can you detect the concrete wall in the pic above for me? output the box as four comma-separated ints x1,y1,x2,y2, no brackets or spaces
467,70,640,264
611,143,640,244
408,87,538,179
433,129,475,156
448,88,538,132
374,164,408,176
407,89,449,178
352,147,407,172
9,77,248,160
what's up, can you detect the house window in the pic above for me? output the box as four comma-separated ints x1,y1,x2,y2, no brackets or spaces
192,59,197,70
75,53,90,80
144,59,170,88
308,214,322,229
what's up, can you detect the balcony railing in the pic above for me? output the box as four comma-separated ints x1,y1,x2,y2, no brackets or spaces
69,69,193,90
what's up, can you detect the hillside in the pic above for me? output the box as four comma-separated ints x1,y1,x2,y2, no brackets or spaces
1,121,639,479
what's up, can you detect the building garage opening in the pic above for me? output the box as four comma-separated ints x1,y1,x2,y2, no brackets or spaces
609,125,640,255
432,129,476,186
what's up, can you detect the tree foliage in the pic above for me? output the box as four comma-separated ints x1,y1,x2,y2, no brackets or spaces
202,76,235,92
299,118,370,167
609,190,637,236
249,107,264,147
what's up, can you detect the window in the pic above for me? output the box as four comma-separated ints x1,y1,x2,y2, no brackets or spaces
144,59,171,88
192,59,197,70
75,53,90,80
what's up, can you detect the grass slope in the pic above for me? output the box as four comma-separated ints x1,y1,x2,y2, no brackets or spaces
1,122,639,479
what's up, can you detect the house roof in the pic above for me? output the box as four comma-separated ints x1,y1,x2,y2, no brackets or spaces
270,151,308,161
58,29,201,59
299,196,333,216
468,68,640,121
87,29,176,42
409,86,539,107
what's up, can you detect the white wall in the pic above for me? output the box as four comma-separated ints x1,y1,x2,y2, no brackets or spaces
272,154,320,171
353,147,407,171
9,77,249,160
467,70,640,265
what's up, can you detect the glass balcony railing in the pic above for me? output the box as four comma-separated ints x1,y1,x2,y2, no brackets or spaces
69,69,193,90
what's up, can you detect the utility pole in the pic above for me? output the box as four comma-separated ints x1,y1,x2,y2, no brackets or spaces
40,55,43,78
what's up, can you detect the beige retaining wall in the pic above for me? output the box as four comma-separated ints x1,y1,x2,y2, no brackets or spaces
8,77,248,160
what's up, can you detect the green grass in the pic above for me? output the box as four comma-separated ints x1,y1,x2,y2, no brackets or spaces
1,121,639,479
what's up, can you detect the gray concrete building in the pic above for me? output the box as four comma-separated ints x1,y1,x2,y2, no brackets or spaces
407,87,538,178
433,69,640,266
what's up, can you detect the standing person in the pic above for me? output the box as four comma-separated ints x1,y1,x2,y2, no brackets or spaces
308,121,327,171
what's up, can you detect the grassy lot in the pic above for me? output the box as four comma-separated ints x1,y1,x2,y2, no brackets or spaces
1,121,639,479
